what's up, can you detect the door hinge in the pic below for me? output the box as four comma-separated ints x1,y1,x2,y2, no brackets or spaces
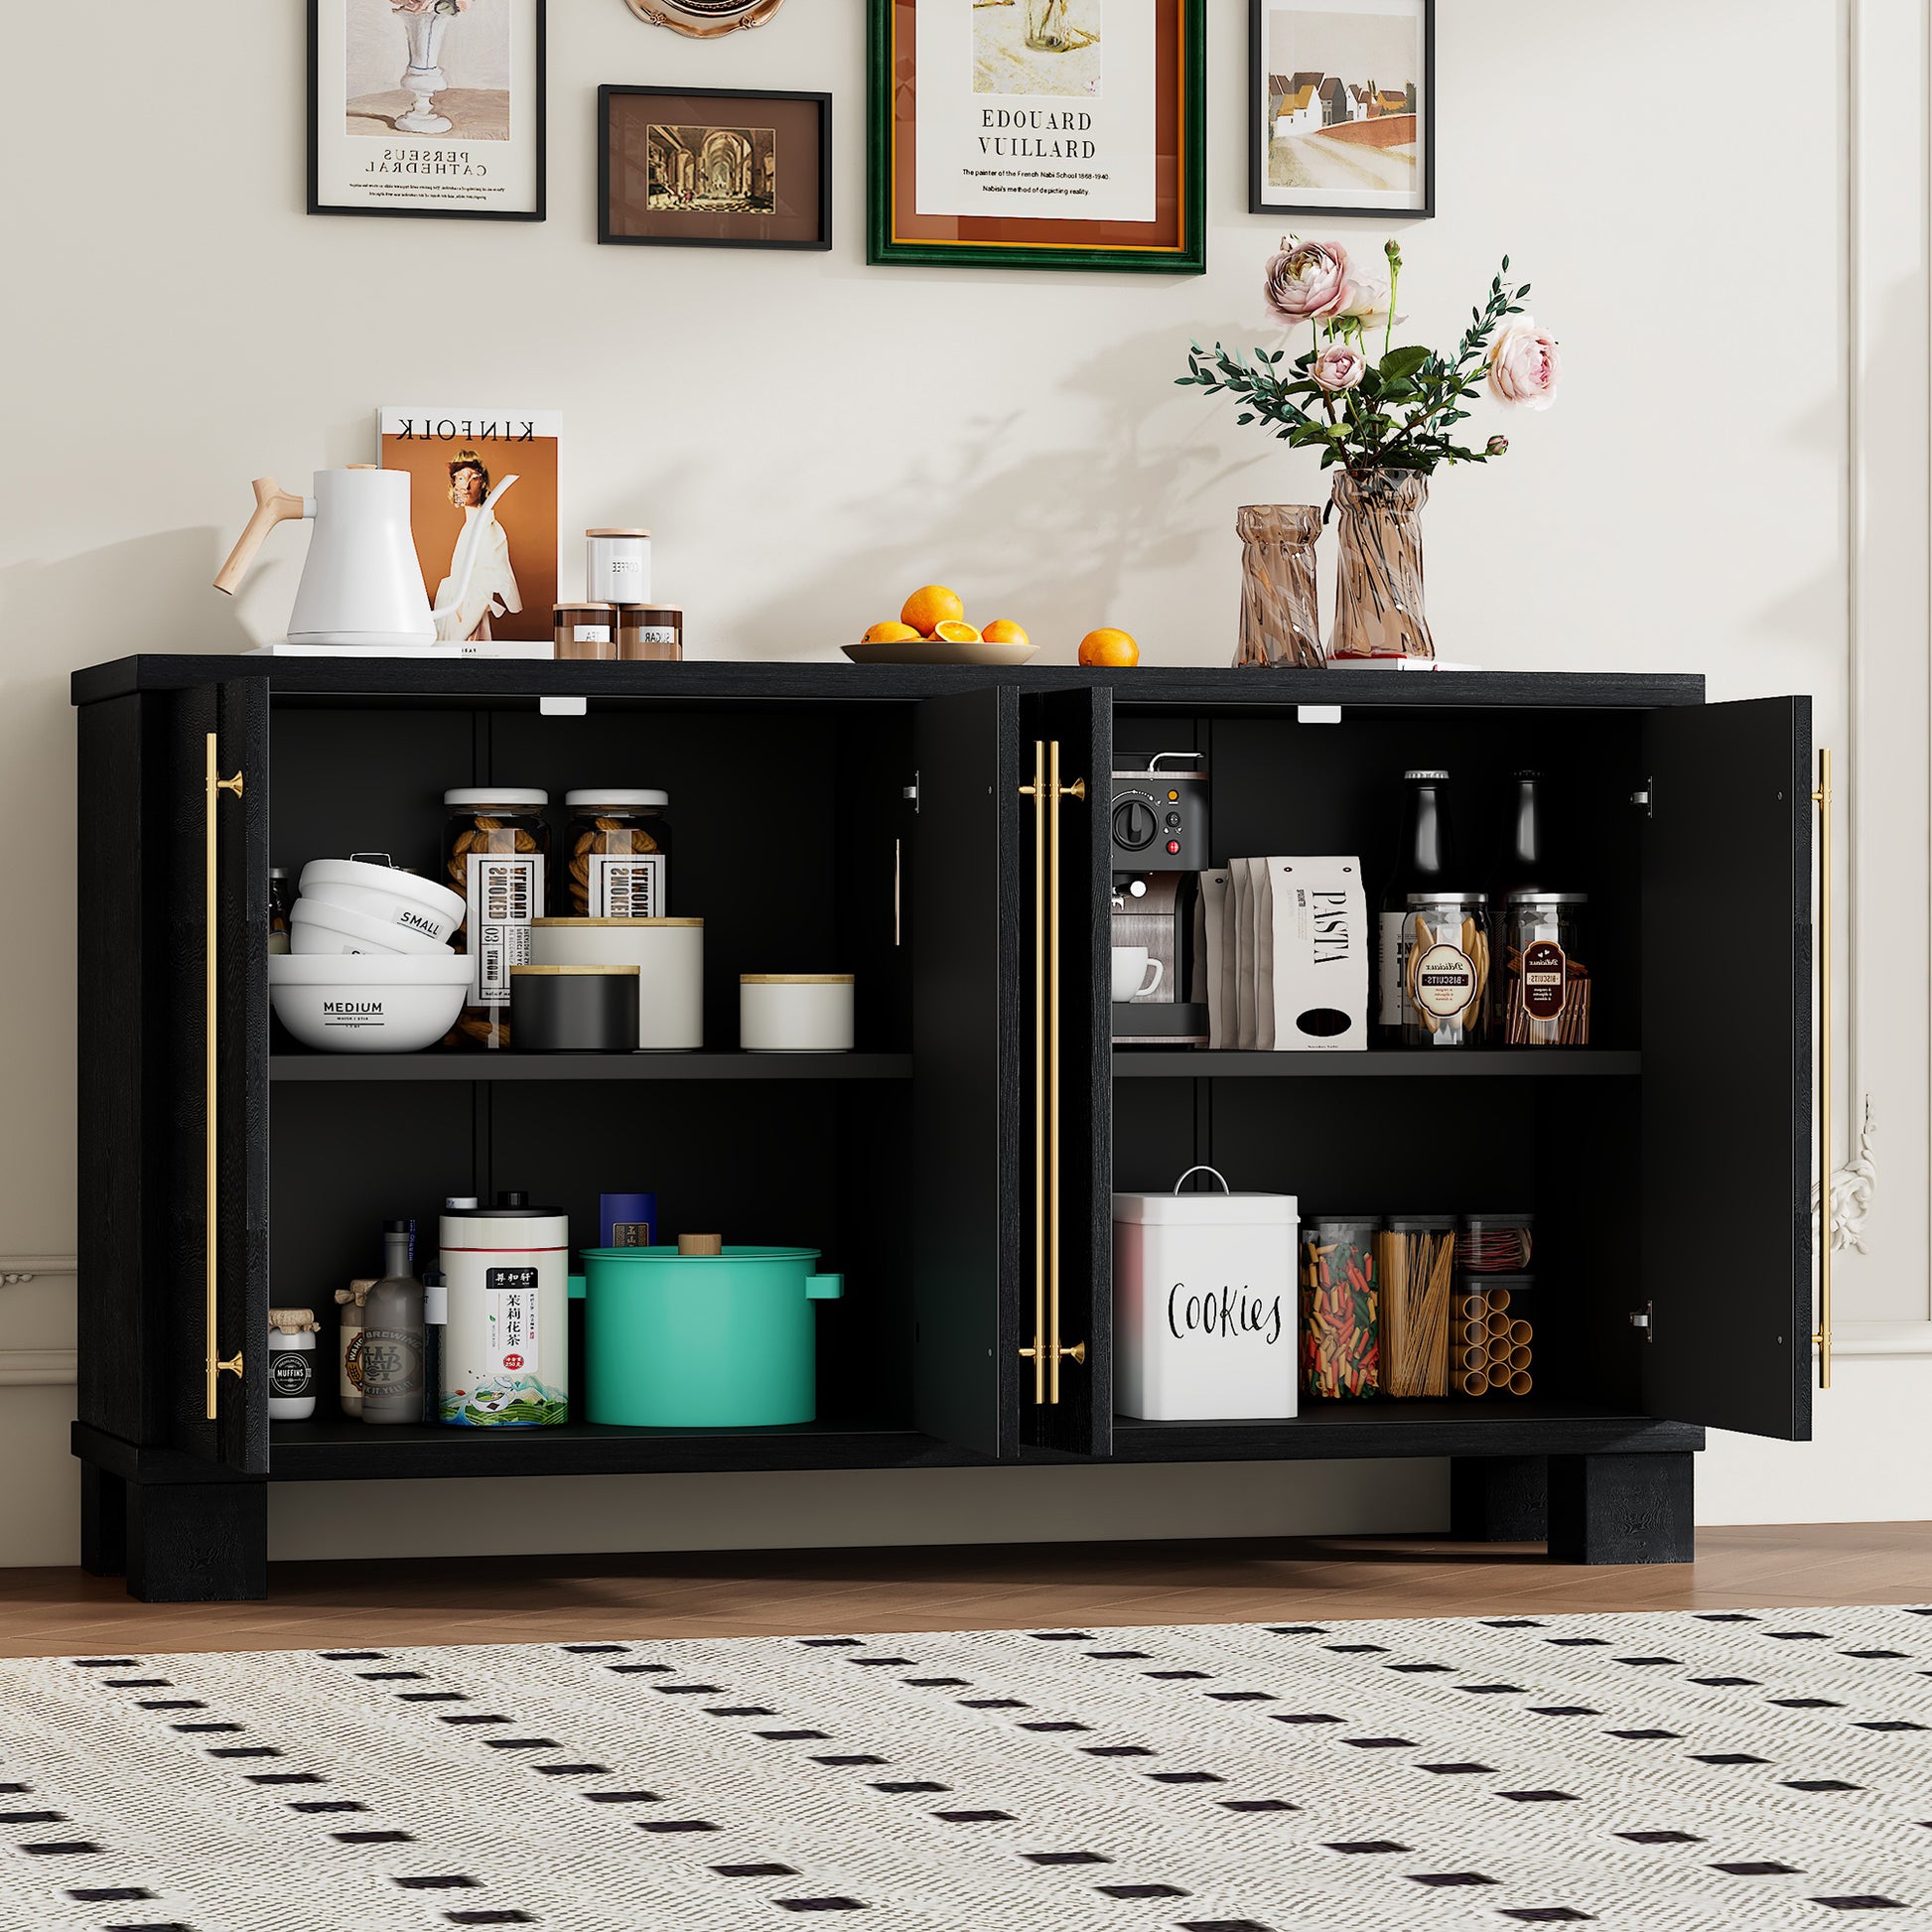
1628,1303,1653,1341
1629,780,1652,817
902,774,920,813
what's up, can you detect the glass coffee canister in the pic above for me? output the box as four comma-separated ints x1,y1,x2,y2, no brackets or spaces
1396,891,1488,1046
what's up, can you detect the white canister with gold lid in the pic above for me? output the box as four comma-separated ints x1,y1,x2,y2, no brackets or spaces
740,974,854,1052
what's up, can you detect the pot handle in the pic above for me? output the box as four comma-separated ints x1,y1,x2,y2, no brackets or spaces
806,1273,844,1302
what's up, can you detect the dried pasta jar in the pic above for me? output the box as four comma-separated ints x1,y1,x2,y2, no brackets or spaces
1377,1214,1456,1398
1398,891,1489,1047
1301,1213,1379,1399
442,789,551,1049
1500,892,1589,1046
1458,1212,1534,1274
1453,1272,1538,1398
564,790,671,918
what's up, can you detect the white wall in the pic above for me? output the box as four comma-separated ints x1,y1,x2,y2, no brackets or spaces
3,0,1917,1569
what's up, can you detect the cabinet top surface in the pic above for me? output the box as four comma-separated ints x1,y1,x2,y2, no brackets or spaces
71,655,1708,711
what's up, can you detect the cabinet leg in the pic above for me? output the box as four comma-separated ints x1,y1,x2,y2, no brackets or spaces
1449,1455,1548,1542
125,1482,268,1602
1547,1452,1694,1566
79,1464,128,1579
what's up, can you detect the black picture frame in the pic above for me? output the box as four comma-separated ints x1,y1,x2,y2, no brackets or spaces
1248,0,1435,221
308,0,547,221
599,85,833,252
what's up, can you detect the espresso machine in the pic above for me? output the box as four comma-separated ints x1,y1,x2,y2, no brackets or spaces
1111,752,1209,1045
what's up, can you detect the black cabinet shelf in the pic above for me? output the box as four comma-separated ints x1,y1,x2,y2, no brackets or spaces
269,1051,914,1082
1111,1401,1704,1463
1112,1049,1638,1078
265,1418,982,1480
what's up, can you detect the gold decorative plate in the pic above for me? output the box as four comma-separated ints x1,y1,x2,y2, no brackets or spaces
842,639,1040,668
623,0,790,35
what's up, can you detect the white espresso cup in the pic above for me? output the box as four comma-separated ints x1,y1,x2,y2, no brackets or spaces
1111,946,1164,1003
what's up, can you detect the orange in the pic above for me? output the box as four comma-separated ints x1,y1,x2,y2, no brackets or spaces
932,620,982,644
863,621,922,643
981,619,1030,646
1078,626,1141,667
900,585,966,637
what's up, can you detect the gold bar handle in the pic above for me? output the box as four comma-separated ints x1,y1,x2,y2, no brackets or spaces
206,734,246,1421
1019,742,1048,1402
1045,739,1088,1402
1811,746,1833,1391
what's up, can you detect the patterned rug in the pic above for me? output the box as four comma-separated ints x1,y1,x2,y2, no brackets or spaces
4,1605,1931,1930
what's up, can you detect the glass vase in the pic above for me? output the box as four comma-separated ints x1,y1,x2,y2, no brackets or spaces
1234,504,1324,668
1329,468,1436,662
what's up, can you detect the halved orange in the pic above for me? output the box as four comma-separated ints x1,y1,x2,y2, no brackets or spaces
932,620,982,644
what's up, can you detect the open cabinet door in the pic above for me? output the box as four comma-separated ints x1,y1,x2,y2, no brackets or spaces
1019,688,1112,1457
1641,696,1812,1439
911,688,1026,1458
162,680,271,1472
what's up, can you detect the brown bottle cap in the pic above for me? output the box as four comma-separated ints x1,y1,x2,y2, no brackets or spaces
677,1233,723,1257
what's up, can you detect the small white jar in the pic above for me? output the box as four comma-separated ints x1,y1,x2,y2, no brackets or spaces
267,1309,321,1422
740,975,854,1052
586,528,651,604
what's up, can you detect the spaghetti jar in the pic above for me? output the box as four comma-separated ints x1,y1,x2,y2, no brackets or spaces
443,789,551,1049
564,790,671,917
1398,891,1489,1047
1501,893,1589,1046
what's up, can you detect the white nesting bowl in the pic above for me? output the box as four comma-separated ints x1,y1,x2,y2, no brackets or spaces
299,860,464,945
290,898,454,956
269,954,473,1053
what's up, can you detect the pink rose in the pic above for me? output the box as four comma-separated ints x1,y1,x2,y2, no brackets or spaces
1313,345,1366,392
1487,318,1561,411
1264,239,1352,327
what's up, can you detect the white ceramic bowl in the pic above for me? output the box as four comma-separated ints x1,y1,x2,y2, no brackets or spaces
290,897,455,957
269,953,473,1053
299,860,464,944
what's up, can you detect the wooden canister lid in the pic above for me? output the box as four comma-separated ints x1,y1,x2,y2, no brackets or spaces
509,964,640,976
741,974,855,985
677,1233,723,1257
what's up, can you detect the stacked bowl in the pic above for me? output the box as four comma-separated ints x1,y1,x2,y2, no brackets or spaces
269,858,471,1052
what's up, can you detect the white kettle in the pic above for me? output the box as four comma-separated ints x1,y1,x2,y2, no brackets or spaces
215,467,435,647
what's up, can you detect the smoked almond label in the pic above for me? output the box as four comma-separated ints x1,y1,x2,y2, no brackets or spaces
1415,942,1477,1019
1523,939,1569,1019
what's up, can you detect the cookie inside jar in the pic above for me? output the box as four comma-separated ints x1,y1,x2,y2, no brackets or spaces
442,788,552,1050
564,789,672,918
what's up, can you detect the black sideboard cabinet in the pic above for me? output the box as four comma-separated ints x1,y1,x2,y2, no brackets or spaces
69,657,1814,1600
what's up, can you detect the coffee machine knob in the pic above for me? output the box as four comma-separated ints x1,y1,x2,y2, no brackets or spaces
1113,798,1158,849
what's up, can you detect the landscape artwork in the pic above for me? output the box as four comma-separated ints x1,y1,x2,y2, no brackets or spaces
645,122,777,213
974,0,1103,99
1251,0,1432,217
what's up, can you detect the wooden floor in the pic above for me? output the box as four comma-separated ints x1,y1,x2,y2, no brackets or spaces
0,1524,1926,1658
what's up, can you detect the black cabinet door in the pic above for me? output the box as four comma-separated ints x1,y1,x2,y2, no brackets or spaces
1641,696,1812,1440
162,680,270,1471
911,688,1026,1457
1019,688,1112,1457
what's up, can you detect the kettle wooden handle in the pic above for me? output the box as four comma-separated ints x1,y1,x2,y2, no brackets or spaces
213,477,307,597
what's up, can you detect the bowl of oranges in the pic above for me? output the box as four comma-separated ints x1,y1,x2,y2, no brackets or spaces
844,587,1038,667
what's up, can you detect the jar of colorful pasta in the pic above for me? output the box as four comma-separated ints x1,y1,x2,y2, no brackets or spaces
1301,1213,1379,1399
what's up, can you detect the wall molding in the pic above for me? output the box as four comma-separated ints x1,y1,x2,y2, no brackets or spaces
1835,1320,1932,1359
0,1256,76,1287
0,1349,75,1387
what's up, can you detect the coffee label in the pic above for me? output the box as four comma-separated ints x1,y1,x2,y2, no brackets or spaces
1522,938,1569,1019
1414,941,1477,1019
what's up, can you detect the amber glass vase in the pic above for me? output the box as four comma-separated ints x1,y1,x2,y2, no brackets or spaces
1329,468,1436,661
1234,504,1324,668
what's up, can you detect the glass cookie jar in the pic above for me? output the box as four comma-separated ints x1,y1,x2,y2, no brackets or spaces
1499,892,1590,1047
443,789,551,1050
565,790,672,918
1396,892,1489,1047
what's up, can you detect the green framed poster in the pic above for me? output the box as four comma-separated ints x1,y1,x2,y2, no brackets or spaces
868,0,1206,275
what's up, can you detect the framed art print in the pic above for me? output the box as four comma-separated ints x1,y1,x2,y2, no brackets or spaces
1249,0,1434,219
600,86,832,250
309,0,546,220
869,0,1205,275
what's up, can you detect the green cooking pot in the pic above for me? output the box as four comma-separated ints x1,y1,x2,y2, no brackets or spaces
579,1245,843,1428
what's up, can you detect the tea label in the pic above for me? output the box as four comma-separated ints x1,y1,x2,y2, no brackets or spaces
485,1266,541,1378
1414,942,1477,1019
1522,939,1569,1019
467,854,543,1007
589,854,664,918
